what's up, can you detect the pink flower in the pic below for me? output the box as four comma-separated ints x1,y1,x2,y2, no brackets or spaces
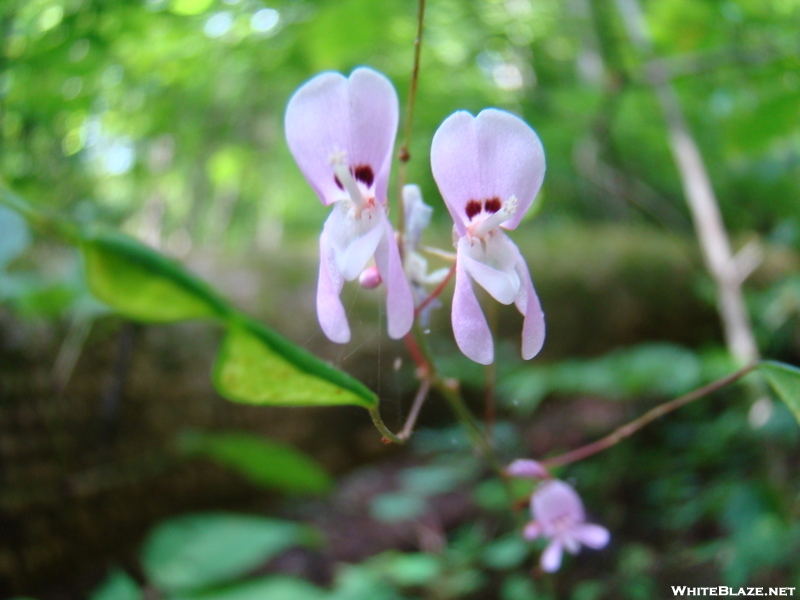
285,68,414,343
505,459,550,480
430,109,546,365
523,480,610,572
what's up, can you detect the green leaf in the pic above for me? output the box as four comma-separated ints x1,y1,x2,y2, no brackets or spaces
168,575,327,600
81,229,231,323
378,552,441,587
90,569,143,600
370,492,427,523
759,360,800,425
480,535,530,570
141,513,318,593
178,430,333,495
213,318,377,408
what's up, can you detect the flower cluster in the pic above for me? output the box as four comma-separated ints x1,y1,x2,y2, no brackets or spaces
284,66,546,362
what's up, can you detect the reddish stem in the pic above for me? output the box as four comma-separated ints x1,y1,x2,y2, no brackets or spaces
415,262,456,318
540,362,757,469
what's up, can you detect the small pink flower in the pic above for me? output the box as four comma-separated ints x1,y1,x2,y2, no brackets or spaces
430,109,546,364
505,459,550,480
285,68,414,343
523,480,610,572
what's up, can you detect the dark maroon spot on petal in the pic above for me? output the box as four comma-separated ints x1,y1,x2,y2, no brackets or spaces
334,175,344,190
353,164,375,188
465,199,482,220
484,197,502,214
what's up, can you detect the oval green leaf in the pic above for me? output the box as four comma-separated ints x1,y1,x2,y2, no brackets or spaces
178,430,333,495
90,569,143,600
141,513,318,594
759,360,800,426
81,230,231,322
213,318,377,408
168,575,328,600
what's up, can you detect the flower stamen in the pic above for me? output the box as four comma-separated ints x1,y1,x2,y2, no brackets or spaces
469,195,518,238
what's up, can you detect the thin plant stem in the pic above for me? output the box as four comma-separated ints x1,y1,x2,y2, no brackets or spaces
369,406,406,445
415,262,456,317
434,376,503,472
540,362,758,469
399,379,431,441
396,0,427,241
399,0,426,164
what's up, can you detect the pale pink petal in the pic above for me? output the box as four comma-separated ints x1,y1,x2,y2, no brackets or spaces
430,111,481,236
540,539,564,573
402,184,432,252
317,230,350,343
347,68,399,205
474,109,545,231
431,109,545,234
531,480,585,527
373,215,414,339
452,251,493,364
323,203,386,281
285,68,398,207
285,72,350,206
523,521,542,540
572,524,610,549
506,459,549,480
458,234,520,305
514,253,545,360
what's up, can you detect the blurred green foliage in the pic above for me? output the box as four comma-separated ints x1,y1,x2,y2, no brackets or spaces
3,0,800,597
2,0,799,252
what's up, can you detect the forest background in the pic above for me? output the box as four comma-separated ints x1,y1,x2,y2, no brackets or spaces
1,0,800,598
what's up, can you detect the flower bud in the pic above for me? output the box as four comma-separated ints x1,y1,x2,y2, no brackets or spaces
359,266,382,289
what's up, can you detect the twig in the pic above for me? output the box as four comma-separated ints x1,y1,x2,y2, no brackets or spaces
396,0,427,241
613,0,758,365
415,262,456,317
399,0,426,165
398,379,431,441
540,361,758,469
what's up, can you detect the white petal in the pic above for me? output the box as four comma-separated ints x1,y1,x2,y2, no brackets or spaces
430,111,481,236
458,233,520,305
324,203,385,281
317,229,350,343
285,71,350,206
285,68,398,206
373,215,414,339
474,108,545,231
347,68,399,204
514,253,545,360
540,539,564,573
531,480,586,527
430,109,545,233
452,250,493,364
523,521,542,541
573,524,610,549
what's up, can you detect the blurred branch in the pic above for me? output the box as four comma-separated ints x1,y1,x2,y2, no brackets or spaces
643,44,800,83
573,136,690,230
541,361,758,469
613,0,759,365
